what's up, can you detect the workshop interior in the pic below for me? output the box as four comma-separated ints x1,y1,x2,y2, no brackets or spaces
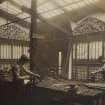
0,0,105,105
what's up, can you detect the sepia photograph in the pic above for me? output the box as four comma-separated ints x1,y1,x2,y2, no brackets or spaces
0,0,105,105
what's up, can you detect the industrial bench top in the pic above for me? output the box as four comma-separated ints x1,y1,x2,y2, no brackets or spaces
0,79,104,105
36,80,104,105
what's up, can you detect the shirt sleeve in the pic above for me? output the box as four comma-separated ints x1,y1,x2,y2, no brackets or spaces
23,66,40,77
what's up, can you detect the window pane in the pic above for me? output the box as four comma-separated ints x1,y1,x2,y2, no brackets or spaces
73,44,75,59
98,41,102,57
6,45,11,59
84,43,88,59
13,45,18,59
1,45,3,59
77,44,80,59
89,41,102,60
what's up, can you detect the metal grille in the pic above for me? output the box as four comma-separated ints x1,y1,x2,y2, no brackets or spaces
72,33,105,81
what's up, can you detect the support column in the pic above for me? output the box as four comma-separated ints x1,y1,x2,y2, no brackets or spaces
67,24,73,80
102,40,104,58
58,51,62,76
87,41,90,81
68,47,73,80
30,0,37,71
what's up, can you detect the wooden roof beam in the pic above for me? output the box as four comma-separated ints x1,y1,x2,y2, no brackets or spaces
0,9,30,28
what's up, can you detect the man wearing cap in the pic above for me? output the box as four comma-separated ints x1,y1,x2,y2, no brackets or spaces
91,56,105,80
12,54,40,85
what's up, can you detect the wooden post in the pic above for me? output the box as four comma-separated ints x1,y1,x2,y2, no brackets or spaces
30,0,37,71
102,40,104,58
87,41,90,81
75,43,77,80
66,24,73,80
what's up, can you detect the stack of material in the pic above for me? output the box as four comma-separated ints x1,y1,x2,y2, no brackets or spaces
37,79,103,96
75,85,103,96
85,83,105,90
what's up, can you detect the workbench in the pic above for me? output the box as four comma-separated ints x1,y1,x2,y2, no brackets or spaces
84,83,105,105
35,80,104,105
0,79,104,105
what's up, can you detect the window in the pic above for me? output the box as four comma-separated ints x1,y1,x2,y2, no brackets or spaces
89,41,102,59
0,44,12,59
73,44,76,59
76,43,88,59
13,45,23,59
23,46,29,57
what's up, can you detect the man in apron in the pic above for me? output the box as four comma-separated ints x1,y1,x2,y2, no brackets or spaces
91,56,105,81
12,54,40,85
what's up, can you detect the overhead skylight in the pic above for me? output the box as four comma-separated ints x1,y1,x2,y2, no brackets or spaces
12,0,31,8
22,0,31,8
37,0,48,6
7,2,22,15
92,13,105,22
24,18,39,23
55,0,80,6
41,9,63,18
25,18,31,23
0,1,21,15
17,12,30,19
92,0,100,2
38,2,56,13
64,0,95,11
0,18,7,26
0,0,102,22
65,4,79,11
77,1,87,7
12,0,23,6
4,0,100,20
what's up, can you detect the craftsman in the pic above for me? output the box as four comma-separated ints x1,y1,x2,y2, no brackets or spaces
11,54,40,85
91,56,105,80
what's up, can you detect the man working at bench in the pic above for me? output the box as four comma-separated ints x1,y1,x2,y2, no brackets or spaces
91,56,105,81
11,54,40,85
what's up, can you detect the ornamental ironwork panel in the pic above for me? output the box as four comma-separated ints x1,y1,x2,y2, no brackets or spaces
0,24,29,40
73,17,105,35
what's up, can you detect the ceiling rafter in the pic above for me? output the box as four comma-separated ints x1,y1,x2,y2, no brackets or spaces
51,0,73,33
8,0,82,14
0,9,70,36
39,0,82,14
0,0,102,35
6,0,71,35
38,0,50,6
51,0,71,19
0,8,30,28
77,0,101,19
86,0,105,12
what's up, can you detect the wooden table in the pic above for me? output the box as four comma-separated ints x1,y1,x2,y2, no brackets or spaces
36,81,104,105
0,79,104,105
84,83,105,105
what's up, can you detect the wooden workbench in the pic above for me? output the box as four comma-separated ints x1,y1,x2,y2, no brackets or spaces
35,80,104,105
84,83,105,105
0,79,104,105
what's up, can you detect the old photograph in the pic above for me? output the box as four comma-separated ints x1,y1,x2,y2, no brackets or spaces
0,0,104,105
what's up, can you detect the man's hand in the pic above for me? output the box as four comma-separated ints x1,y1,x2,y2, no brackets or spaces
33,73,40,78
